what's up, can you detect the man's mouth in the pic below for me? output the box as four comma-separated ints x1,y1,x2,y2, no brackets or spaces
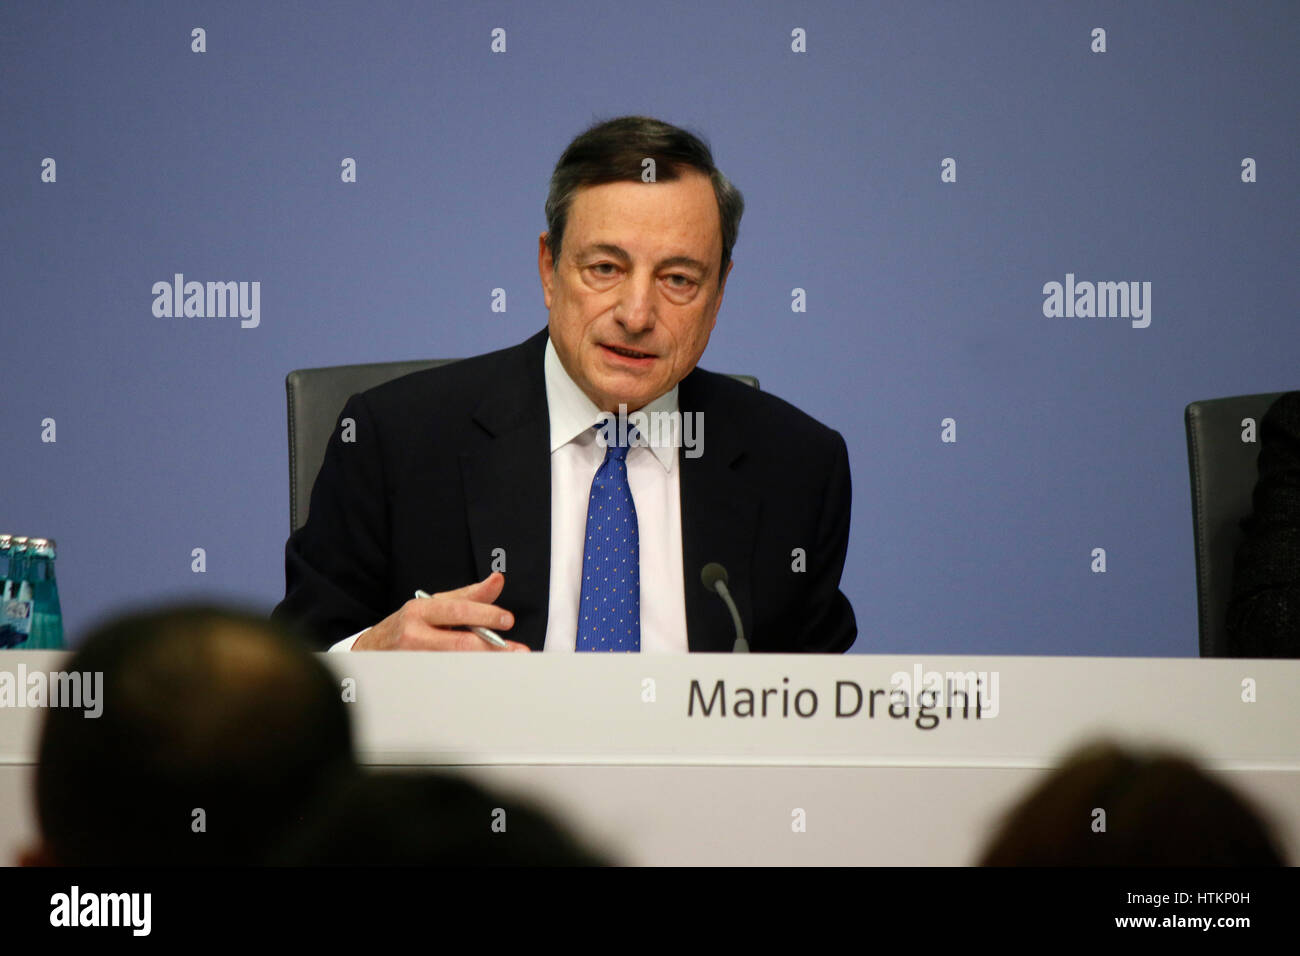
601,343,655,360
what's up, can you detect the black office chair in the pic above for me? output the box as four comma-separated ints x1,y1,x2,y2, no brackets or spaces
1184,392,1286,656
286,359,758,534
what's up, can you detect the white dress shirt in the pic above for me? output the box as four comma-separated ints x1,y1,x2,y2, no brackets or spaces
329,336,689,652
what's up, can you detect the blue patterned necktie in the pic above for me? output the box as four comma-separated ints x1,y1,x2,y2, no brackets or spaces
576,428,640,652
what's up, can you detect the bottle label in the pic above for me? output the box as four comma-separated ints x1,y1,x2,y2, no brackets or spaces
1,599,33,647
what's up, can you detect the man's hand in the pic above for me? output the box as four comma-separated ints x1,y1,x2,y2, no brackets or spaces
352,572,529,651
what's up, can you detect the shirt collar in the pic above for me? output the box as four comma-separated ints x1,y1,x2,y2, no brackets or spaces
544,335,678,473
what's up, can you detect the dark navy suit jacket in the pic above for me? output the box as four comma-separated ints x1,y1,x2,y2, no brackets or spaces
272,328,857,652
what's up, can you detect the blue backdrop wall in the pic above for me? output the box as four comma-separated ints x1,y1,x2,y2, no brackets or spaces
3,0,1297,655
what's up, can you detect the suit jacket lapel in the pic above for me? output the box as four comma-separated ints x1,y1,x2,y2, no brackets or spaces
678,373,759,652
459,330,552,650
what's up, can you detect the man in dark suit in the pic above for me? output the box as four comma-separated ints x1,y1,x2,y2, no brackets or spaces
1225,390,1300,657
272,116,856,654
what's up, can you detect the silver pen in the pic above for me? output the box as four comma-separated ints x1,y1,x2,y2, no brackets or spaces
413,589,510,648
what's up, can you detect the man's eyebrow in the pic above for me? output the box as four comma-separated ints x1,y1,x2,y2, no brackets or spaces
579,243,711,276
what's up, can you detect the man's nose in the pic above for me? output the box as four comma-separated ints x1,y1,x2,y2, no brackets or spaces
614,274,656,333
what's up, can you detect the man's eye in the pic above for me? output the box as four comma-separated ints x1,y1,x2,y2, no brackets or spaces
591,263,618,276
666,274,695,288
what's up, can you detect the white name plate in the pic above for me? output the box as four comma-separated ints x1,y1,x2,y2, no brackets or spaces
1,652,1295,771
319,653,1299,769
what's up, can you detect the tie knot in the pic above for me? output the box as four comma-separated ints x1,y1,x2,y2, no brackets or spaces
595,420,639,458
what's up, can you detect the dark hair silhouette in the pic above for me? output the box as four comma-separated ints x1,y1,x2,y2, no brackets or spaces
978,740,1285,866
270,770,609,866
35,603,354,865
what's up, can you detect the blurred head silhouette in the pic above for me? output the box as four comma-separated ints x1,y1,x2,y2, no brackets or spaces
271,770,609,865
977,740,1285,866
22,603,354,865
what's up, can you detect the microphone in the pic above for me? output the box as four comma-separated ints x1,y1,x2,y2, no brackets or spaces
701,562,748,653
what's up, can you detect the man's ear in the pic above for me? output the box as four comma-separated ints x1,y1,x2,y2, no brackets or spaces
17,842,57,866
709,259,734,330
538,233,555,310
